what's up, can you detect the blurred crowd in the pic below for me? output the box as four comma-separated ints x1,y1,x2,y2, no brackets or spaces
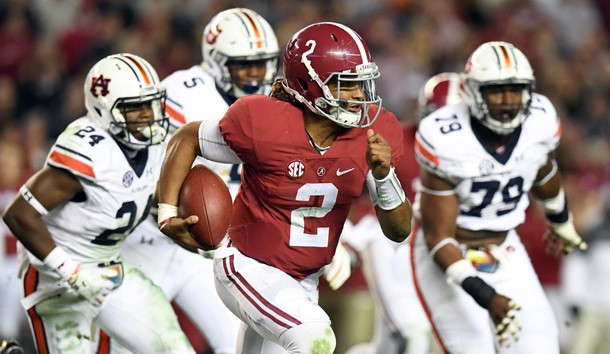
1,0,610,353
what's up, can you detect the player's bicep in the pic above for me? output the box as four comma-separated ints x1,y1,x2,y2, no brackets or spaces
199,118,242,164
26,166,83,211
419,169,459,244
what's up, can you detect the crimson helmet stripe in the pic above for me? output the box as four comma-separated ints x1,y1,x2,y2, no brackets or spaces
326,22,370,64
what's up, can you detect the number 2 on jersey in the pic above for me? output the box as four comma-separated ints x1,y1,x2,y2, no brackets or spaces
289,183,338,248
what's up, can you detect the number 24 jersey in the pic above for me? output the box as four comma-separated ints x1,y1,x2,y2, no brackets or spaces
28,117,163,269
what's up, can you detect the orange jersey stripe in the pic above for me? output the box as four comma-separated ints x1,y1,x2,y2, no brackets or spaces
124,55,151,84
409,232,450,354
49,150,96,179
165,102,186,125
96,331,111,354
415,138,440,167
554,121,562,138
240,9,263,49
24,266,50,354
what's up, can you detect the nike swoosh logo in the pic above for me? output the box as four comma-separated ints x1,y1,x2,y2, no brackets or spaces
336,168,355,176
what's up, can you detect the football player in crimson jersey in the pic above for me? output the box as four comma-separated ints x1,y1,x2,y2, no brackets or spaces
2,54,194,354
157,22,412,353
104,8,280,354
412,41,587,353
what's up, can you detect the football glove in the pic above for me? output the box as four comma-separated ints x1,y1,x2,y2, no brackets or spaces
66,264,118,306
494,300,522,348
546,213,587,256
44,248,117,306
324,242,353,291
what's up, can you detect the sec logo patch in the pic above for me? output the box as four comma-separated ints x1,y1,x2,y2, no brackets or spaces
287,160,305,178
123,171,134,187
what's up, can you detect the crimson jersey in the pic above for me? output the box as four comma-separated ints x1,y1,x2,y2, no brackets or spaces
219,95,404,279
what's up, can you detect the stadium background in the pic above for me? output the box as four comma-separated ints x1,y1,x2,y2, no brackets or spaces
1,0,610,353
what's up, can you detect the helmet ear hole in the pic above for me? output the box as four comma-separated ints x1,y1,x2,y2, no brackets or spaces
330,33,338,42
298,78,309,91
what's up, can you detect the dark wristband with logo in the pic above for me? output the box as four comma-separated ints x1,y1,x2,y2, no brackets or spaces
461,276,497,309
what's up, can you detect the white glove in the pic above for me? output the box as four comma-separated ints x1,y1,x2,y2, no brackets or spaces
547,213,588,256
67,265,118,306
324,242,352,291
44,248,117,306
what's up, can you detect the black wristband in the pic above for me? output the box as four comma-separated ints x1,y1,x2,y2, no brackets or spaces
545,197,569,224
461,276,497,309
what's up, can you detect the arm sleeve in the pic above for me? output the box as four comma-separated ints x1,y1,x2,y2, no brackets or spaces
198,119,242,164
218,99,257,164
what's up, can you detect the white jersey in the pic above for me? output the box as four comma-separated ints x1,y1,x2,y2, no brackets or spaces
27,116,163,269
415,93,560,231
163,65,240,193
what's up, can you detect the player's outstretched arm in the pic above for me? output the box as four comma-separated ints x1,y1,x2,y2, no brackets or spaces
531,154,587,256
419,168,522,347
366,129,412,242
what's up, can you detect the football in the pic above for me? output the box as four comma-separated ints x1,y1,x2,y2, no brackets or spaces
178,164,233,250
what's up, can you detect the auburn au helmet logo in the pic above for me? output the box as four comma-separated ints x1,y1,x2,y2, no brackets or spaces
205,24,222,45
90,75,111,97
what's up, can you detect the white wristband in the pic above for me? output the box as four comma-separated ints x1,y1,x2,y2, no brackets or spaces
372,167,406,211
445,259,477,285
19,185,49,216
541,188,566,214
157,203,178,229
429,237,460,258
43,247,78,279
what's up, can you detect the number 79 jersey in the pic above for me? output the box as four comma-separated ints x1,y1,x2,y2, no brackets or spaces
31,117,163,266
414,93,561,231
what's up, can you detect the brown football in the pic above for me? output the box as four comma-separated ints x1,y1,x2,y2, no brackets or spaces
178,164,232,250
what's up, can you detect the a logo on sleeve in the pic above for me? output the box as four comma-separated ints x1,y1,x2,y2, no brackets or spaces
90,75,111,97
287,160,305,178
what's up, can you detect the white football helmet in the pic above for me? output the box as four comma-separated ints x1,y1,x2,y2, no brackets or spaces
463,41,535,135
84,53,169,150
418,72,464,120
201,8,279,99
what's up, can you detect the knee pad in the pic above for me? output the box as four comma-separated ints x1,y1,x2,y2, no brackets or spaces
280,323,336,354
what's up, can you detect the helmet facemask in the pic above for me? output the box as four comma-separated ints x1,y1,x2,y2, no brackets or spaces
314,66,382,128
224,56,279,98
109,88,169,150
201,8,280,100
466,79,533,135
463,41,536,136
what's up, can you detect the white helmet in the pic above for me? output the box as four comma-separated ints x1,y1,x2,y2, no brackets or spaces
463,41,535,135
201,8,279,99
84,53,168,150
418,72,463,120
